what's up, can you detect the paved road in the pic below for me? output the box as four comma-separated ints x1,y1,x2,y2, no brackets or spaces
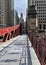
0,35,28,65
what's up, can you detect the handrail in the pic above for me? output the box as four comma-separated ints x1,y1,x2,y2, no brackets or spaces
0,24,20,35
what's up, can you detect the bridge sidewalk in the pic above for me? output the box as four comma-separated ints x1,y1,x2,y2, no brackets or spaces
0,35,21,51
0,35,41,65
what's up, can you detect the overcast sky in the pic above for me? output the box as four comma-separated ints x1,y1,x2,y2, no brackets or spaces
15,0,27,21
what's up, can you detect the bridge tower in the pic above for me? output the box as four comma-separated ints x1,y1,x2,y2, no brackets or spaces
27,4,38,35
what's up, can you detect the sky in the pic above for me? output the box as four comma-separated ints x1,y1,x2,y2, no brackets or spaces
14,0,27,21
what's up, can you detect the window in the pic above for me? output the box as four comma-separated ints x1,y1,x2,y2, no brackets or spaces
43,18,44,20
31,22,33,25
39,24,42,29
43,24,46,29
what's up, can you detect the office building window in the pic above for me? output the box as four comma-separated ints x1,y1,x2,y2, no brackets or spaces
39,24,42,29
43,24,46,29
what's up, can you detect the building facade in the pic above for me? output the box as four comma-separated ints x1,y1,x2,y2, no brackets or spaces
0,0,11,27
28,0,46,33
0,0,16,27
11,0,16,26
16,11,19,24
20,13,24,34
27,5,38,34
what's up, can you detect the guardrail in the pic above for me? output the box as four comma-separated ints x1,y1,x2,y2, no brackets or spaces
0,24,20,42
28,33,46,65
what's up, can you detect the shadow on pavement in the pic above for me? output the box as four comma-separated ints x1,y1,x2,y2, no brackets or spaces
27,42,32,65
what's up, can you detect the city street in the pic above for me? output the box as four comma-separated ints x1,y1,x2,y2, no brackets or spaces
0,35,41,65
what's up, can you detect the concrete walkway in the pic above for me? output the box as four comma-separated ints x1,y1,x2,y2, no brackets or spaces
0,35,41,65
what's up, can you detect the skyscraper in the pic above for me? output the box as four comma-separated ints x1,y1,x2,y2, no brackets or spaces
20,13,24,34
0,0,11,27
28,0,46,32
0,0,16,27
11,0,16,25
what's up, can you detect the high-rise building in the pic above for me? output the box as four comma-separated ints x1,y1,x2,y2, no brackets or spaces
16,11,19,24
0,0,11,27
0,0,16,27
20,13,24,34
11,0,16,26
28,0,46,33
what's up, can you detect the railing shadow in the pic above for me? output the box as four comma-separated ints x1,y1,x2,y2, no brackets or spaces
27,42,32,65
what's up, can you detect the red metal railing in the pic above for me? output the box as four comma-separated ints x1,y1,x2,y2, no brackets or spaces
28,33,46,65
0,24,20,35
0,24,20,42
